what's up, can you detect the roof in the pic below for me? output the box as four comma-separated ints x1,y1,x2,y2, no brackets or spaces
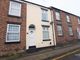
23,0,50,9
22,0,80,18
50,6,80,18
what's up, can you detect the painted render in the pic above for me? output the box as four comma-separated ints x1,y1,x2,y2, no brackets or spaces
26,3,56,49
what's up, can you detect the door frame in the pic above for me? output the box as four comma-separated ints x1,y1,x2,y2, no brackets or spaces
26,24,36,49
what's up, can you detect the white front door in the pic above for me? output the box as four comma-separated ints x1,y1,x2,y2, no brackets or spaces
28,29,35,47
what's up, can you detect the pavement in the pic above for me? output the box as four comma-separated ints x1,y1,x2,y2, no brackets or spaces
0,43,80,60
16,43,80,60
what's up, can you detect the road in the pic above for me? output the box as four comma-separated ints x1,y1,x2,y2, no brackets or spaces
61,53,80,60
60,54,80,60
52,49,80,60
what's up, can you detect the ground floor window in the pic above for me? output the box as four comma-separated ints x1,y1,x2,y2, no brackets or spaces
42,26,49,40
6,24,20,42
68,26,73,35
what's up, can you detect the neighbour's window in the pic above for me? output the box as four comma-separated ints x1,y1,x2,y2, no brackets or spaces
68,26,73,35
6,24,20,42
9,1,21,16
42,9,48,21
66,15,70,22
57,25,63,35
55,11,61,20
42,26,49,40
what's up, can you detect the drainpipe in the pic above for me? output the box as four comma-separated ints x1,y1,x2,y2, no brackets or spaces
50,8,56,46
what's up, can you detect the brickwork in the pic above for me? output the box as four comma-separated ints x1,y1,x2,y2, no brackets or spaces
51,8,79,45
0,0,26,55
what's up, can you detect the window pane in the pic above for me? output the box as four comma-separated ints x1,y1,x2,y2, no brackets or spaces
57,25,63,35
42,9,48,21
55,11,60,20
43,26,49,40
43,31,49,39
10,8,21,16
66,15,70,22
7,33,19,41
9,1,21,16
69,27,73,35
8,24,20,32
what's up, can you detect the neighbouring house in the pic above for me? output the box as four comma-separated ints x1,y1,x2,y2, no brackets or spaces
0,0,26,55
50,7,79,45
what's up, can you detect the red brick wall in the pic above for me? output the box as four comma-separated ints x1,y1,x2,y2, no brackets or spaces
71,15,78,40
0,0,26,55
52,9,78,45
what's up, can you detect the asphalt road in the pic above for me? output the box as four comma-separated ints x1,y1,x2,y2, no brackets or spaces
60,53,80,60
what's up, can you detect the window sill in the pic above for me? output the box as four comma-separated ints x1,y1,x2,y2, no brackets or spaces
69,35,74,37
43,39,51,41
8,14,21,18
67,22,71,23
56,19,61,21
42,20,49,22
58,34,63,37
5,41,20,44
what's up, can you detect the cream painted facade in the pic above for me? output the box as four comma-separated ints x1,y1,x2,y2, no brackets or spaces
26,3,56,49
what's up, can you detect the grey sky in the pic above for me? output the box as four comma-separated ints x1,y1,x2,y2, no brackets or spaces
26,0,80,17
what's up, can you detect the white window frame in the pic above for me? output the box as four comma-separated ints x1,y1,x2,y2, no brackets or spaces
66,15,70,22
57,25,63,36
42,26,49,40
6,24,20,42
42,9,48,21
55,11,61,20
9,1,21,16
68,26,73,35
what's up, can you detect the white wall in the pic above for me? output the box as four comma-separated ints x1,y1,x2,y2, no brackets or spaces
26,3,56,49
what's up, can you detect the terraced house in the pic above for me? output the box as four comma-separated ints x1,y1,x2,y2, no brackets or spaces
26,1,56,50
50,7,79,45
0,0,80,56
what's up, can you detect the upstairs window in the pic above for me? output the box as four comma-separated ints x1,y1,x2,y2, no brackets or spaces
55,11,61,20
9,1,21,16
42,9,48,21
66,15,70,22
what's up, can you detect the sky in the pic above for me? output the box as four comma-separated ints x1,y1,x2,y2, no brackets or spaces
26,0,80,17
